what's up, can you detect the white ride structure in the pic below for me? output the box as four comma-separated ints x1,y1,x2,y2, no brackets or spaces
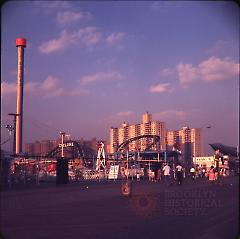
96,142,106,171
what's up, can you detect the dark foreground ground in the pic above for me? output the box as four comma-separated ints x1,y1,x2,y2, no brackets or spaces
0,176,239,239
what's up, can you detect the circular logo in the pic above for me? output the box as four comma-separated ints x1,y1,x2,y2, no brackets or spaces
130,192,157,218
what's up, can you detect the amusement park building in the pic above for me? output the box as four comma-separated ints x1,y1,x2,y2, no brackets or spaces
109,112,166,153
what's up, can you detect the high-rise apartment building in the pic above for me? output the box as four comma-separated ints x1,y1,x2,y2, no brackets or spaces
167,130,181,148
190,128,203,157
180,126,192,168
118,122,129,145
128,124,141,151
110,127,119,152
109,112,166,153
167,126,203,168
167,127,203,157
142,112,152,124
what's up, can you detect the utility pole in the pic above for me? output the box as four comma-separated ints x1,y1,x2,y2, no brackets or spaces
8,113,20,155
60,132,66,158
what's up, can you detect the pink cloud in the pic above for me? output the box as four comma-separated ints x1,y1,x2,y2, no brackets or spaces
79,72,123,86
177,63,198,87
177,56,239,87
159,68,175,77
56,10,91,26
76,27,103,46
198,56,239,82
2,76,64,98
39,27,102,54
39,27,126,54
149,83,173,93
106,32,125,46
1,82,17,95
41,76,59,91
38,30,74,53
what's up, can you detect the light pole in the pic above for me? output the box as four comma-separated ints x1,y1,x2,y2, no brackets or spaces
126,150,129,181
202,125,212,156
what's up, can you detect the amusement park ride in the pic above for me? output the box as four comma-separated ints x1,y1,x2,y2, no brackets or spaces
4,132,183,185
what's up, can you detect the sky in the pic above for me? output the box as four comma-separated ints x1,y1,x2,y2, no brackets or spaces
1,1,239,154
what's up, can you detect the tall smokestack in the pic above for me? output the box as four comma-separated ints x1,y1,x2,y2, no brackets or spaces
15,38,26,154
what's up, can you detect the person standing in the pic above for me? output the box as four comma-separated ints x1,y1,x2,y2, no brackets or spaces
190,167,195,180
136,172,140,181
202,168,206,178
157,168,161,181
162,163,171,186
208,166,216,184
214,149,221,183
176,164,183,185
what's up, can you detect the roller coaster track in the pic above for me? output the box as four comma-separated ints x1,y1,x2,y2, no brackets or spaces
117,134,160,152
44,140,86,163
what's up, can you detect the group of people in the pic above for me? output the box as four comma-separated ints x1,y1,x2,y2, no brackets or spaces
208,149,226,184
162,163,184,186
148,149,226,186
148,163,185,186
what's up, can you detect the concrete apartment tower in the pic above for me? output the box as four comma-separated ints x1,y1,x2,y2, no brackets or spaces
15,38,27,154
142,111,152,124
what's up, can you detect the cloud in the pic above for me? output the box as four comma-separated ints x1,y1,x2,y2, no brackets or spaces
154,110,187,121
2,72,124,99
207,40,229,54
106,111,135,125
177,56,239,87
198,56,239,82
1,76,64,98
41,76,58,91
68,87,91,96
26,76,64,98
106,32,125,46
177,63,198,87
159,68,175,77
68,71,123,96
25,81,40,94
116,111,134,117
77,27,103,46
39,27,103,54
149,83,173,93
38,30,75,53
207,40,238,56
79,72,123,86
56,10,92,26
39,27,126,54
40,76,64,98
1,82,17,96
34,1,71,11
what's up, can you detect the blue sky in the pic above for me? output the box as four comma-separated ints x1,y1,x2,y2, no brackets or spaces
1,1,239,154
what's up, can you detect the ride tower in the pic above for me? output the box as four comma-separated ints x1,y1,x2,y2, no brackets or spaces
96,142,106,171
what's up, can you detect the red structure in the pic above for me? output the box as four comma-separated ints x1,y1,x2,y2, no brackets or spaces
15,38,27,154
